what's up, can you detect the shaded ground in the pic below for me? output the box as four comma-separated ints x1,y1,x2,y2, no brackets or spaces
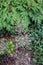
0,48,32,65
0,33,32,65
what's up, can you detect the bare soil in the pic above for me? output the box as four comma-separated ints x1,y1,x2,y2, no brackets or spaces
0,33,32,65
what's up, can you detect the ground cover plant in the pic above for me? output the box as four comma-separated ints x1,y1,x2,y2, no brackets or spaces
0,0,29,35
28,0,43,65
29,23,43,65
0,0,43,34
0,40,14,56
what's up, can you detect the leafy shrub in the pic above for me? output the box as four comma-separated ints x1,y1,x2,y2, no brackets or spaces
0,0,43,34
28,0,43,65
0,40,14,55
29,23,43,65
27,0,43,25
0,0,29,34
0,0,17,34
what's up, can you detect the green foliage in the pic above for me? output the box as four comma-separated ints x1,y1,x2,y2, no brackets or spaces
7,41,14,54
26,1,43,64
0,0,29,34
27,0,43,65
29,23,43,65
28,0,43,24
0,41,14,55
0,1,17,33
0,0,43,34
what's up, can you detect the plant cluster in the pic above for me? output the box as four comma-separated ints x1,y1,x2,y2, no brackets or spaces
28,0,43,65
29,23,43,65
0,41,14,55
0,0,43,34
0,0,29,34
